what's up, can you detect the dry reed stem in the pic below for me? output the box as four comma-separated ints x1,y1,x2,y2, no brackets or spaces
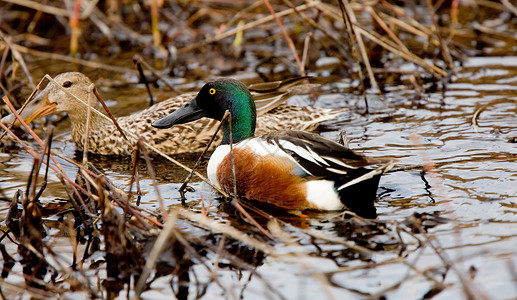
132,55,181,93
300,33,311,73
425,0,456,73
135,209,233,299
2,93,158,231
138,139,168,222
316,2,447,78
231,199,275,240
366,6,409,53
290,222,376,256
29,148,161,228
502,0,517,17
380,13,439,44
170,222,235,299
379,1,436,36
31,129,52,201
91,86,129,142
3,0,68,16
0,280,56,298
354,25,447,78
179,208,378,264
134,209,179,296
211,233,225,277
1,97,96,214
179,209,275,255
8,43,137,74
200,192,212,216
177,2,318,54
280,0,354,66
3,0,99,18
150,0,161,46
0,31,35,89
324,256,404,276
338,0,380,93
262,0,305,76
69,0,81,56
267,220,337,300
0,76,41,141
40,232,94,294
92,174,160,229
418,228,489,299
134,58,155,106
82,83,94,166
127,147,142,206
227,112,238,199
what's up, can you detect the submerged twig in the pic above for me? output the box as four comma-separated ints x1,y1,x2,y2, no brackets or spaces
472,98,517,128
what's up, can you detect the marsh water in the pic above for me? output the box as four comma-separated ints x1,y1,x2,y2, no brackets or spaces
0,54,516,299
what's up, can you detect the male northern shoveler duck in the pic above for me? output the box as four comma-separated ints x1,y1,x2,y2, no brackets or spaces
152,78,393,218
1,72,344,155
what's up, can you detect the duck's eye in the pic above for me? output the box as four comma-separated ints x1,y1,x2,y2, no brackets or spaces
62,81,72,88
209,88,216,95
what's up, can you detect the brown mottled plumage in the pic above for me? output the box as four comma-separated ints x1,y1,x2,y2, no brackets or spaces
1,72,345,155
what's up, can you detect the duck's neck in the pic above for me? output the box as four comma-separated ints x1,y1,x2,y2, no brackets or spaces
69,108,112,146
221,98,256,144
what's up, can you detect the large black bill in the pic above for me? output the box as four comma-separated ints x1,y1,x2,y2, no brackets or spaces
152,97,205,129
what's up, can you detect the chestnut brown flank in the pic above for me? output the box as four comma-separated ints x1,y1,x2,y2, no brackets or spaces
216,147,309,209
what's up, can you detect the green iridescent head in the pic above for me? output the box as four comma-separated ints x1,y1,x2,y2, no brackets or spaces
152,78,256,144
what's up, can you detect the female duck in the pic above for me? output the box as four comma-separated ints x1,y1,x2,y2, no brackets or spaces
1,72,342,155
152,79,393,218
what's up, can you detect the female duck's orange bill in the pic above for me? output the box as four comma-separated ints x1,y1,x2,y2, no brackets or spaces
1,93,57,126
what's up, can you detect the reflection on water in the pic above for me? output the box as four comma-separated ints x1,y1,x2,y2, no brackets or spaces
1,57,516,299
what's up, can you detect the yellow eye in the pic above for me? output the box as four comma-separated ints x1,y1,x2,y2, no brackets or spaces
209,88,216,95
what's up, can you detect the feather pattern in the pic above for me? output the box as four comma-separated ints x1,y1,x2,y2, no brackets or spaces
260,130,380,178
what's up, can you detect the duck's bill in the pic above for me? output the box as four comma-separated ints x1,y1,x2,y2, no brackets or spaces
152,97,205,129
1,92,57,126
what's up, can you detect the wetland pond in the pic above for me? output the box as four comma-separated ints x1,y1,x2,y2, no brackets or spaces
1,1,517,298
0,55,516,299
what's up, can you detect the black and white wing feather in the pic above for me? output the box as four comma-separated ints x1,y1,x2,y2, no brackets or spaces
261,131,393,190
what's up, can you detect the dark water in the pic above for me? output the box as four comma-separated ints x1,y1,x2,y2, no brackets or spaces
0,56,516,299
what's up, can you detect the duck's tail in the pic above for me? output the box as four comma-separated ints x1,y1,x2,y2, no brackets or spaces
334,161,394,218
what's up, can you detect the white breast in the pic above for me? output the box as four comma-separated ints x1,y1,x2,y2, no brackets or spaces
207,144,231,188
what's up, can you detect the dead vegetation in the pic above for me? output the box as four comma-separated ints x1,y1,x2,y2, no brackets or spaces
0,0,516,298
